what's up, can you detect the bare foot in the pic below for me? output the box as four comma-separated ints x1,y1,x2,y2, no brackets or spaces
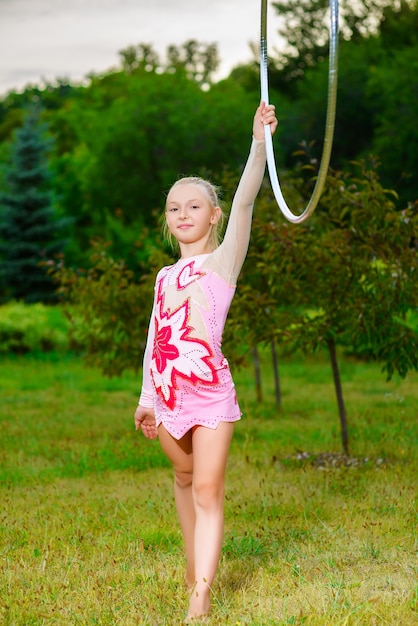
187,580,210,621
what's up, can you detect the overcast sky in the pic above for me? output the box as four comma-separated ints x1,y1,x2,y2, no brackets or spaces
0,0,284,96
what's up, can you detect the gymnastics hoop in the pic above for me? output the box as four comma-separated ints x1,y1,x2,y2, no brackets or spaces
260,0,339,223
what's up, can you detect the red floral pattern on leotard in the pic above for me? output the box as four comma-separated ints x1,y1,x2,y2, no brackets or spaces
151,261,219,410
153,322,179,374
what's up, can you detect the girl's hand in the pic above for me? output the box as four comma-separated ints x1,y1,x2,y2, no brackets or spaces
253,101,278,141
134,405,158,440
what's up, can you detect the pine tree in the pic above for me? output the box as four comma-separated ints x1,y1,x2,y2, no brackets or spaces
0,106,67,303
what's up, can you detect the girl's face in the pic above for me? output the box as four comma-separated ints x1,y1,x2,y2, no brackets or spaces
165,183,220,251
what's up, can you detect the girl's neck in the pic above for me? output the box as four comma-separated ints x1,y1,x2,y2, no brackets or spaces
179,242,214,259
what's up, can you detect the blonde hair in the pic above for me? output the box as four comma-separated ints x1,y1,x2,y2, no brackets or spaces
162,177,225,254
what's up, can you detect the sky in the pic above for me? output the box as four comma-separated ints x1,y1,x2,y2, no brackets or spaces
0,0,284,97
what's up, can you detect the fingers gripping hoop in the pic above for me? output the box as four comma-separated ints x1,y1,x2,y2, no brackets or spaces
260,0,339,223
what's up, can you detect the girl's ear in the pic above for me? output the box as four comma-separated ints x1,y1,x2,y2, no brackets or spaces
210,206,222,224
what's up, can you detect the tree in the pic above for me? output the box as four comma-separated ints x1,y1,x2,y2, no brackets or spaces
119,40,220,89
271,0,405,80
50,68,256,264
296,162,417,454
280,37,383,169
51,239,171,377
0,107,68,302
268,0,418,201
366,44,418,207
227,160,418,454
166,40,220,89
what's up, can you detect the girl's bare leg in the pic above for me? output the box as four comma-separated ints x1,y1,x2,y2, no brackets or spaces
158,426,195,589
188,422,234,619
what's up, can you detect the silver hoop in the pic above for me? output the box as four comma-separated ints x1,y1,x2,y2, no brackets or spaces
260,0,339,223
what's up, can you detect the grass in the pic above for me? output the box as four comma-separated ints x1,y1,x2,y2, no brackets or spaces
0,350,417,625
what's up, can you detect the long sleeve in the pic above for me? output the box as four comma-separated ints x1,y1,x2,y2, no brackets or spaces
209,138,266,285
138,299,156,408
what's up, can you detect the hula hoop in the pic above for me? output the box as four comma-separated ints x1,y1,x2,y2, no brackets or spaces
260,0,339,223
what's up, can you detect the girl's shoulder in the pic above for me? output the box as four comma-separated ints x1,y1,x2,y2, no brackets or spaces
156,263,173,278
156,257,182,279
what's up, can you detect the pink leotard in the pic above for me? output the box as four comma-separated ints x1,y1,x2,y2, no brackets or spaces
139,138,267,439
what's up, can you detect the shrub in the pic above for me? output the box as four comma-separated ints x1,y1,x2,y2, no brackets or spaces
0,302,70,354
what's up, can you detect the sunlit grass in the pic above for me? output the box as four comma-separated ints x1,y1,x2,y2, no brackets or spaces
0,351,417,624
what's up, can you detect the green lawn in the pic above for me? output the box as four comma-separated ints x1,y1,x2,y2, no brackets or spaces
0,352,417,625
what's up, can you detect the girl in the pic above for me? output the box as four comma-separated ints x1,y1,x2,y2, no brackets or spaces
134,101,277,621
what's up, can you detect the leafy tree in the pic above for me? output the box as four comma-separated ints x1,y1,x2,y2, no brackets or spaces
51,239,171,376
119,43,160,74
280,37,383,169
119,40,220,89
50,69,256,263
366,44,418,206
0,80,76,139
271,0,405,80
269,0,418,202
227,160,418,454
166,40,220,89
0,107,68,302
379,0,418,50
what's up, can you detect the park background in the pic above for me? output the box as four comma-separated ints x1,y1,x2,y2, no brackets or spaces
0,0,417,624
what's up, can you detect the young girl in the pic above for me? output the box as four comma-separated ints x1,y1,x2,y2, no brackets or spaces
134,101,277,621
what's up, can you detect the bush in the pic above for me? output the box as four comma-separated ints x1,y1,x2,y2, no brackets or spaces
407,308,418,331
0,302,70,354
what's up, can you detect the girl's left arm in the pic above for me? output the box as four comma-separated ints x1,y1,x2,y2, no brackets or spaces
212,102,277,284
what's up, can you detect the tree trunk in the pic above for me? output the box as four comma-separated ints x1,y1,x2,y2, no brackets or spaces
327,337,349,455
271,339,281,410
252,344,263,403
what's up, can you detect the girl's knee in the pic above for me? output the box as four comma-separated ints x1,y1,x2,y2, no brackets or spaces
193,479,224,509
174,469,193,489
